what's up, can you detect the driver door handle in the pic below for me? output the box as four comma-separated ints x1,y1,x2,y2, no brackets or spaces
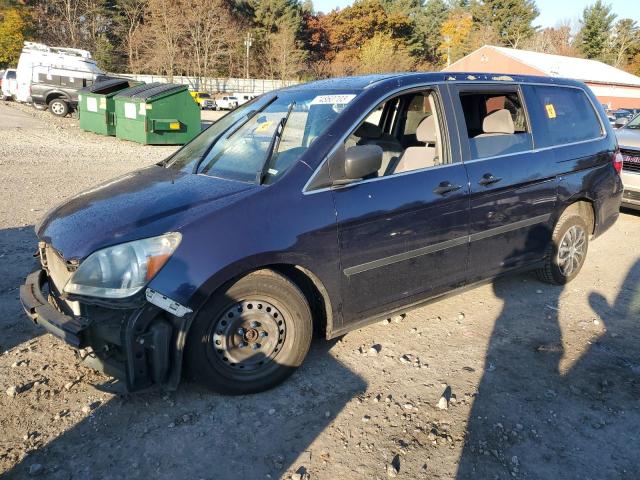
433,181,462,195
478,173,503,186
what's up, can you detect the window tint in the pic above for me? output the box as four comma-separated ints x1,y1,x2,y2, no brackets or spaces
459,90,532,160
7,70,16,79
529,86,602,147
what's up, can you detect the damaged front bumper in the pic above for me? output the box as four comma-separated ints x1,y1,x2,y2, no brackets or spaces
19,268,192,392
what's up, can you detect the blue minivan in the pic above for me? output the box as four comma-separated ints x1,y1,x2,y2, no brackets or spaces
20,73,623,394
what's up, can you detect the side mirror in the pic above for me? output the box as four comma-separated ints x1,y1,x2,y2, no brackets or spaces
328,144,382,186
615,117,629,128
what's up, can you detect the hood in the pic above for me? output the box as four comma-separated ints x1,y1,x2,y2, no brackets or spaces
37,165,256,260
616,128,640,150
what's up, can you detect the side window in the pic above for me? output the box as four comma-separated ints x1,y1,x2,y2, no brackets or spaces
529,86,602,148
344,89,446,177
459,90,532,160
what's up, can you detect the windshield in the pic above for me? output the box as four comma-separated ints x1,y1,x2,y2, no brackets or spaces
166,89,359,184
626,114,640,129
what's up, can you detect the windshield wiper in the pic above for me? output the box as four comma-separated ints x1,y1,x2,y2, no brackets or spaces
256,101,296,185
192,96,278,174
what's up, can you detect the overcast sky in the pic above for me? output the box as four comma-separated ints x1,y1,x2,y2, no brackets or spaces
312,0,640,27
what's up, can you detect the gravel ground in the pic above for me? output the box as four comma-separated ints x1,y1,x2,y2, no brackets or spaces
1,101,640,480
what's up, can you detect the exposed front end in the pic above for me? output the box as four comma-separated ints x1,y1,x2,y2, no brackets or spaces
20,240,190,393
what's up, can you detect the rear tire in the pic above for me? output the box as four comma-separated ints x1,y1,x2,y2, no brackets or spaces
185,270,313,395
536,213,589,285
48,98,69,117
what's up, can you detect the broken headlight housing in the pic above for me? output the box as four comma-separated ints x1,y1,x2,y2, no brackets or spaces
64,233,181,299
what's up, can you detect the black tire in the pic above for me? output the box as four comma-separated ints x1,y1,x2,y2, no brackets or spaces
48,98,69,117
536,213,589,285
185,270,312,394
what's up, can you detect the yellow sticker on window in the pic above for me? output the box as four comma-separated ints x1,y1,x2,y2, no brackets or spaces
545,104,556,119
255,121,273,133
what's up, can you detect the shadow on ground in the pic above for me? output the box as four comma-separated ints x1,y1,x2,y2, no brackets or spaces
457,258,640,479
0,226,42,353
3,337,366,479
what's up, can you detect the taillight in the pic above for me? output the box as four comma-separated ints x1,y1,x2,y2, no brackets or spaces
613,150,623,174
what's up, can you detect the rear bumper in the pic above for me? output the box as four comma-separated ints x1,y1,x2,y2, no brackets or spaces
20,269,185,392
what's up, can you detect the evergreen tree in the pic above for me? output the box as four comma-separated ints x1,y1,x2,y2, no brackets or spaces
577,0,616,60
471,0,539,48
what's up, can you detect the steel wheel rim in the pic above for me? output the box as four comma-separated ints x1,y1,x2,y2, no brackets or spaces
557,225,586,276
210,300,286,372
51,102,64,114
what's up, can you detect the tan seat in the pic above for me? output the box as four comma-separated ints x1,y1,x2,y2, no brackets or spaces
392,115,438,174
475,109,515,137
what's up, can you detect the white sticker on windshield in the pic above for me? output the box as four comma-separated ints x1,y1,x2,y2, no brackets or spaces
310,94,356,106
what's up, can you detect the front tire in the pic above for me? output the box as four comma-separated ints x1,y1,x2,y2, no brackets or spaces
48,98,69,117
185,270,313,394
536,213,589,285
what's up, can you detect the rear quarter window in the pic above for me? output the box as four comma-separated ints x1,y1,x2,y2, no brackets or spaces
528,86,603,148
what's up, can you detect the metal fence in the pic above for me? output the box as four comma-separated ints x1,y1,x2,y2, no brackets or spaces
111,73,300,94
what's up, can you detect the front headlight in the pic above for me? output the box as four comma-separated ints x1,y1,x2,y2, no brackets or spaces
64,232,181,299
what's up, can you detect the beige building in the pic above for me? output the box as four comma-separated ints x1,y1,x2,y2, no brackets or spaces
443,45,640,110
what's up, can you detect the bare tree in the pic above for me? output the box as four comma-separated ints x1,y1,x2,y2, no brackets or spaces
181,0,235,88
115,0,147,72
135,0,184,79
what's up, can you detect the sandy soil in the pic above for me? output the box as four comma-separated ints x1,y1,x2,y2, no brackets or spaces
1,101,639,480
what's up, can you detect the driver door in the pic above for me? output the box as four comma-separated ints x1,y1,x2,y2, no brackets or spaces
331,86,470,326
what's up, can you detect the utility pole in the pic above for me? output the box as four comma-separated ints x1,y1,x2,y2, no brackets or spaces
244,32,253,80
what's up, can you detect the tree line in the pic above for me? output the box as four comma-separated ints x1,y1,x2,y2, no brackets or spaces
0,0,638,82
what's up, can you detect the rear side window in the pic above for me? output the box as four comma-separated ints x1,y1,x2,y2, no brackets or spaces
529,86,602,148
458,90,532,160
7,71,16,79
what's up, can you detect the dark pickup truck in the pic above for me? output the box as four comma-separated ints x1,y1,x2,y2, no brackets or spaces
30,72,108,117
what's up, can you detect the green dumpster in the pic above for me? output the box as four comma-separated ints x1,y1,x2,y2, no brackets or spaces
79,78,140,136
114,83,201,145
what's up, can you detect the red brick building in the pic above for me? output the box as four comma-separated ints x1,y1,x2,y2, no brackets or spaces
443,45,640,110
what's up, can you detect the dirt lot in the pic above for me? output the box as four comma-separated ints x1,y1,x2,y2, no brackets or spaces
1,101,639,480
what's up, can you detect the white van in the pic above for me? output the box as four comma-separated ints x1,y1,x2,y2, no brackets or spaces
234,93,257,106
16,42,102,104
1,69,18,100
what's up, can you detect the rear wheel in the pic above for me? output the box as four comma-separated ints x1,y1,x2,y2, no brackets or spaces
536,213,589,285
185,270,312,394
48,98,69,117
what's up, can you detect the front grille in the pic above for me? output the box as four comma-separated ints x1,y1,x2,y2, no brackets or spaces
623,190,640,202
621,149,640,173
41,244,73,294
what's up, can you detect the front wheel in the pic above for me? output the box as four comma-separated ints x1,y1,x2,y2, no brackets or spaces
536,213,589,285
185,270,313,394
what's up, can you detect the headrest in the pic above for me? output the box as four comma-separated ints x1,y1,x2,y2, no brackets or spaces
416,115,436,143
355,122,382,139
483,109,515,134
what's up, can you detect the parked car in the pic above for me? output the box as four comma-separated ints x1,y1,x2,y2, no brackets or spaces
20,73,623,395
30,74,109,117
615,113,640,210
215,95,238,110
610,109,634,128
190,91,216,110
1,68,18,100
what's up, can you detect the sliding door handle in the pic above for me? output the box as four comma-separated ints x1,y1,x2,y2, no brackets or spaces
433,181,462,195
478,173,503,186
